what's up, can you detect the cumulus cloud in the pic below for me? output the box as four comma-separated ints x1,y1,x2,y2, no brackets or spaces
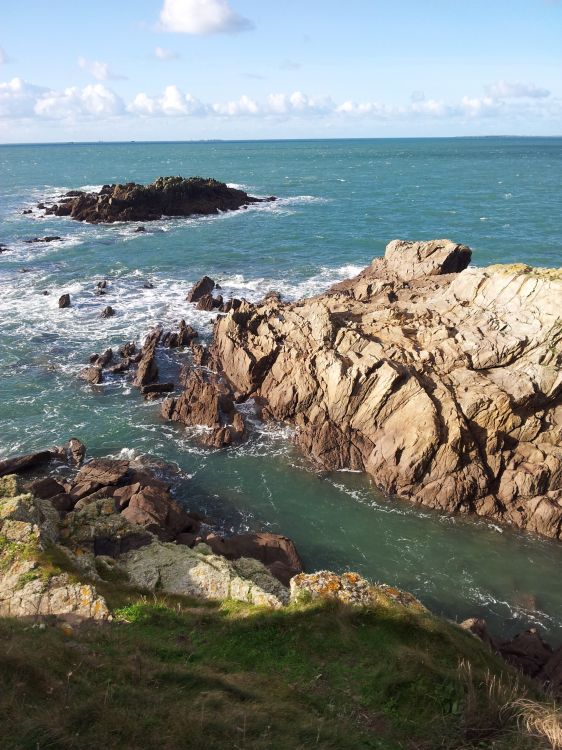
486,80,550,99
159,0,253,35
154,46,180,60
0,78,45,118
1,77,559,129
78,57,126,81
129,85,205,116
213,94,259,116
0,78,124,120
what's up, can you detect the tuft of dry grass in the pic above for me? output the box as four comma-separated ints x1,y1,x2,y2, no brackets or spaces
510,697,562,749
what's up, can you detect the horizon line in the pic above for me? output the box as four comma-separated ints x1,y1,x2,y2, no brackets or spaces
1,134,562,147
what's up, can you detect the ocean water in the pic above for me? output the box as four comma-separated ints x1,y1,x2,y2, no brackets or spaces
1,137,561,641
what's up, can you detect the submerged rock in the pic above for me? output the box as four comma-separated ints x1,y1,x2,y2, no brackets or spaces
212,239,562,540
40,177,272,224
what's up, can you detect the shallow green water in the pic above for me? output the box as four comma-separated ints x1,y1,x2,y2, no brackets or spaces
1,138,561,641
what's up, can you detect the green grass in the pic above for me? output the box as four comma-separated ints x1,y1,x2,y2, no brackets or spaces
0,594,545,750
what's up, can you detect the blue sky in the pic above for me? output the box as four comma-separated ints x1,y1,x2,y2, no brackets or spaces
1,0,561,142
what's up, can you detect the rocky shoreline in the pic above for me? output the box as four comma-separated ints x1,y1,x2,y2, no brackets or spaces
212,239,562,540
1,442,561,695
36,176,274,224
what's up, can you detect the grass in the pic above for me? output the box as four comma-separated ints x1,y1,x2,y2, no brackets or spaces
0,592,553,750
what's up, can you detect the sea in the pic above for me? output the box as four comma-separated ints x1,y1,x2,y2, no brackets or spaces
1,137,561,641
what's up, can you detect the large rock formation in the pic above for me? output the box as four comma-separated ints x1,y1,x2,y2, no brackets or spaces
41,176,273,224
212,239,562,539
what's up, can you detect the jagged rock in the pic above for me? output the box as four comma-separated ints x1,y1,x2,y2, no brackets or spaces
58,293,71,308
92,348,113,368
134,328,161,387
161,369,246,447
186,275,215,302
212,240,562,539
73,459,130,488
141,383,174,396
460,617,497,650
120,541,289,607
196,293,216,311
121,485,197,541
203,532,303,585
100,305,115,318
163,320,198,348
40,177,269,224
79,366,103,384
119,341,136,358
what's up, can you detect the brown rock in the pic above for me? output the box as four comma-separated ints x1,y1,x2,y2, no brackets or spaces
26,477,66,500
119,341,136,358
79,366,103,385
204,531,303,585
38,177,268,224
141,382,174,396
121,486,197,541
100,305,115,318
134,328,161,387
211,240,562,539
186,275,215,302
0,450,55,477
74,458,130,487
58,293,71,308
196,293,216,311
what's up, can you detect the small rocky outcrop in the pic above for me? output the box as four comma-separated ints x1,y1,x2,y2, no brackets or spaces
204,532,303,585
133,328,161,387
212,239,562,540
161,368,246,448
40,177,272,224
58,293,71,308
187,276,215,303
290,571,426,610
100,305,115,318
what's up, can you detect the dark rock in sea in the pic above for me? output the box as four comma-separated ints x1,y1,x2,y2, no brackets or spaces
141,383,174,396
100,305,115,318
79,366,103,385
143,281,154,289
163,320,198,348
0,244,10,253
94,288,106,296
92,349,113,368
135,226,146,232
42,290,49,295
161,368,245,448
25,236,62,243
58,293,71,308
196,293,216,311
97,280,108,289
133,328,161,387
37,202,45,209
498,628,553,678
203,532,303,586
108,361,130,375
187,275,215,303
0,450,55,477
119,341,136,358
22,209,32,215
39,176,272,224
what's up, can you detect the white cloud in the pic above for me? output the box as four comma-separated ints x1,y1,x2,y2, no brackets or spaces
159,0,253,35
35,84,125,119
154,46,180,60
78,57,126,81
213,94,259,116
0,78,45,118
486,80,550,99
267,91,334,115
129,85,205,116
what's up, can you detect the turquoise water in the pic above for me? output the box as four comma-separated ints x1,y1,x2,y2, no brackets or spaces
1,138,561,641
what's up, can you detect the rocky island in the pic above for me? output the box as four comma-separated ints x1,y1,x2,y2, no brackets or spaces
39,176,274,223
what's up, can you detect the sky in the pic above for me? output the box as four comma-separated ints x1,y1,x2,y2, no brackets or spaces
1,0,561,142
